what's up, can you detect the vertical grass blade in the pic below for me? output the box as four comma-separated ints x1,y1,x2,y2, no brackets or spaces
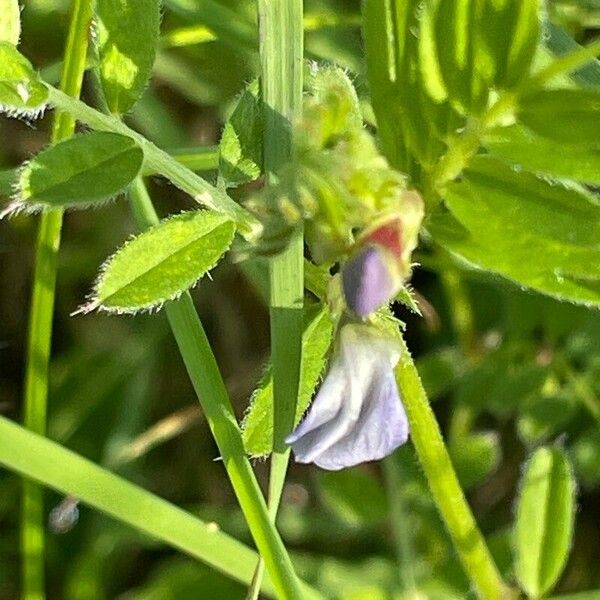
246,2,304,598
20,2,92,598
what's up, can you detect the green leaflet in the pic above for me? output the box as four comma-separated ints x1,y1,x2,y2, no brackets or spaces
450,432,501,490
485,124,600,185
92,211,235,313
481,0,540,88
515,447,576,598
218,79,263,188
428,157,600,307
95,0,161,114
0,0,20,45
10,132,143,213
519,89,600,145
0,42,48,115
242,304,334,457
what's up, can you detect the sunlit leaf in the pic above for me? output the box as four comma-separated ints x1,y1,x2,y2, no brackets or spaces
0,42,48,116
515,447,576,598
90,211,235,313
429,157,600,307
218,79,263,188
519,89,600,145
485,125,600,185
0,0,20,45
96,0,161,114
7,132,143,214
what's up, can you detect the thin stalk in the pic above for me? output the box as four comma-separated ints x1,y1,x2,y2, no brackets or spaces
1,147,219,198
44,86,260,237
20,2,92,599
383,455,419,596
128,178,311,600
247,2,305,598
395,335,509,600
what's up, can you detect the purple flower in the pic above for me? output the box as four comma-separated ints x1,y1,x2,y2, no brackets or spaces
342,244,401,317
286,324,409,470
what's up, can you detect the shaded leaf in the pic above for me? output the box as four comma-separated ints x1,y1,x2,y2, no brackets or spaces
318,469,388,527
450,432,501,489
515,447,576,598
91,211,235,313
96,0,161,114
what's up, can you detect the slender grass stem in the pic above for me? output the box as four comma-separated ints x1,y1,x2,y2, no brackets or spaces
20,2,92,598
244,2,306,598
395,335,509,600
127,178,312,600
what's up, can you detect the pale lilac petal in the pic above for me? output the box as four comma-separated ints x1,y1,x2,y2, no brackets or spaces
312,368,408,470
342,245,399,317
286,324,409,470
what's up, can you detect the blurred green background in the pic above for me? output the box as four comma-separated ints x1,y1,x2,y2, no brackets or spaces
1,1,600,598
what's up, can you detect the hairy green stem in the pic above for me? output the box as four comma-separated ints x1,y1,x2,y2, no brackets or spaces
127,178,312,600
20,2,92,598
395,335,508,600
245,2,305,598
45,86,260,236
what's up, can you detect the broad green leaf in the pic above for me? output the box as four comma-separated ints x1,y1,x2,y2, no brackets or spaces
517,392,578,445
515,447,576,598
242,304,334,457
450,432,501,489
519,89,600,145
485,125,600,185
363,0,446,173
428,157,600,307
9,132,143,213
0,0,20,45
0,42,48,115
317,469,388,527
92,211,235,313
96,0,161,114
218,80,263,188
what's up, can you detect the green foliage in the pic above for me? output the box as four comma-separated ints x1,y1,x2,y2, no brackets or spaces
429,157,600,307
519,89,600,144
317,469,388,527
9,132,144,213
95,0,161,114
485,125,600,185
218,79,263,188
242,304,334,457
515,447,576,598
0,0,20,45
91,211,235,313
0,42,48,116
450,432,501,490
